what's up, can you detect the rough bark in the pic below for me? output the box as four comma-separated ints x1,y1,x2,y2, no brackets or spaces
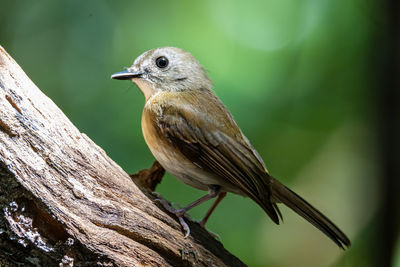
0,45,245,267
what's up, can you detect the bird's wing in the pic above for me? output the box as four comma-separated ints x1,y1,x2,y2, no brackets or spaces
150,91,351,248
154,91,281,223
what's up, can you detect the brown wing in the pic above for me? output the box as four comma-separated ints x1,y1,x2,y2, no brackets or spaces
154,91,281,224
151,91,351,249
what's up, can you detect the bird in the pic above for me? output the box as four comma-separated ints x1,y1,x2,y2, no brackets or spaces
111,47,350,249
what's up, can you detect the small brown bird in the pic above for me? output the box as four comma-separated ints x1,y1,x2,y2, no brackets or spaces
111,47,350,248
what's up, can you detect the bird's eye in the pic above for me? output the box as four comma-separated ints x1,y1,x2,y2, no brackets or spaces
155,56,169,69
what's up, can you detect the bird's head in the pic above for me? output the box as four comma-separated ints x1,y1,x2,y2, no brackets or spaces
111,47,213,100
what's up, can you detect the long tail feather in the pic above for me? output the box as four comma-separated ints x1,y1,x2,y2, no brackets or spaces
270,177,351,249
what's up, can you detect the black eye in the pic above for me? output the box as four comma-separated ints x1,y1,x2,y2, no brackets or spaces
155,56,169,68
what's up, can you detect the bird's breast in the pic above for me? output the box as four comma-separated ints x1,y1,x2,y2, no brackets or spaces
141,105,211,191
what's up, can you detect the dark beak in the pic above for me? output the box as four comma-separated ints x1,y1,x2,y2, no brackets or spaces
111,70,144,80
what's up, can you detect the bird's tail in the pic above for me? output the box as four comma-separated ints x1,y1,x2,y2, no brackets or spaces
270,177,351,249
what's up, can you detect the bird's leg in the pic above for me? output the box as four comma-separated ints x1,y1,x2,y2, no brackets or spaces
174,185,221,216
159,185,221,238
198,192,227,227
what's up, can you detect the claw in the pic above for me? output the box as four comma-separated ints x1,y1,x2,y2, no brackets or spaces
153,187,225,239
204,228,220,241
155,198,192,237
178,216,190,238
174,209,191,238
155,198,176,213
195,219,220,240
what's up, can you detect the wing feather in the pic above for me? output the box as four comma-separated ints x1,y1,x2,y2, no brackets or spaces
157,103,280,223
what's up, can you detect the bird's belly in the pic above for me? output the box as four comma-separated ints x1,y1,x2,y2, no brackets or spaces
150,144,211,191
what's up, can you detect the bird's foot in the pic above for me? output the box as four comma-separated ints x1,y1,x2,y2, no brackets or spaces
154,198,191,238
154,197,176,213
195,219,221,241
176,213,191,238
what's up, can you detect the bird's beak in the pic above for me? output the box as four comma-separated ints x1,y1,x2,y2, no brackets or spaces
111,70,144,80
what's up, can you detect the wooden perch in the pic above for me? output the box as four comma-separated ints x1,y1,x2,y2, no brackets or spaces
0,45,245,267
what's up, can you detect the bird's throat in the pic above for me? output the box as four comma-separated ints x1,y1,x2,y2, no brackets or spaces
133,79,159,102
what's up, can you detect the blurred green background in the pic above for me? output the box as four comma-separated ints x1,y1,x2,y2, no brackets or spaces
0,0,391,266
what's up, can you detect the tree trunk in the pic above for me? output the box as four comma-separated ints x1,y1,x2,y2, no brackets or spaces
0,45,245,267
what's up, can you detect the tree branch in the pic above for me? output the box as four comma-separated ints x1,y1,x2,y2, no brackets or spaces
0,45,245,267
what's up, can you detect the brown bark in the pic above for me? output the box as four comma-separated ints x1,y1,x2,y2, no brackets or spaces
0,45,245,267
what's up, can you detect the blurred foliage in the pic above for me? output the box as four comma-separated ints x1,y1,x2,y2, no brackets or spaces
0,0,386,266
